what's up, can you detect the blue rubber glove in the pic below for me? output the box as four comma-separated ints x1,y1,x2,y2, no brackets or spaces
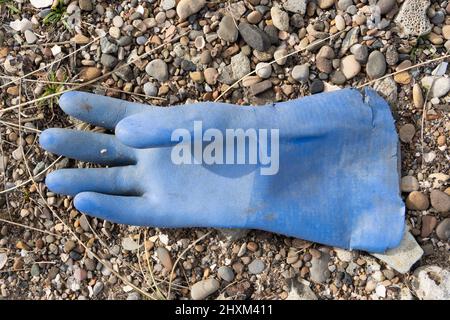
40,88,405,253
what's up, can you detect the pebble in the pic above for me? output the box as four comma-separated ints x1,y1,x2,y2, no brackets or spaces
334,248,354,262
161,0,176,11
385,45,399,66
366,51,386,79
30,0,53,8
412,83,424,108
72,34,90,45
79,67,102,81
399,123,415,143
431,77,450,98
436,218,450,240
247,11,262,24
443,25,450,40
292,64,309,82
412,265,450,299
350,44,368,64
318,0,335,9
146,59,169,82
283,0,307,14
218,266,235,282
338,0,353,12
340,55,361,79
238,22,271,52
191,278,220,300
377,0,396,15
112,16,123,28
406,191,429,210
310,79,324,94
271,7,289,32
331,70,346,85
156,247,173,270
92,281,104,297
286,278,317,300
255,62,271,79
176,0,206,20
204,67,218,85
400,176,419,192
310,249,330,283
101,54,118,68
248,259,265,274
335,15,345,31
430,190,450,213
421,215,437,238
10,18,33,32
217,15,238,43
142,82,157,97
274,48,288,65
250,80,272,96
24,30,37,44
372,231,424,274
79,0,93,11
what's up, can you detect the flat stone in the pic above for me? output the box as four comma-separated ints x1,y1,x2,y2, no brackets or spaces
191,278,220,300
24,30,37,44
317,0,335,9
340,28,359,56
238,22,271,52
79,67,102,81
100,53,118,68
377,0,396,15
413,83,424,108
372,230,424,274
218,15,238,43
430,190,450,213
334,248,354,262
255,62,271,79
274,48,288,65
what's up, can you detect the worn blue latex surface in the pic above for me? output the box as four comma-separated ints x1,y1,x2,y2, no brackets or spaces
40,87,405,253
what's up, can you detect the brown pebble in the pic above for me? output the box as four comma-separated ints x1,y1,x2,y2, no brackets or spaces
246,241,258,252
156,247,173,270
406,191,429,211
249,80,272,96
421,215,437,238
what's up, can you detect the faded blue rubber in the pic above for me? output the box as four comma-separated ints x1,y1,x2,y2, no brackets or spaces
40,87,405,253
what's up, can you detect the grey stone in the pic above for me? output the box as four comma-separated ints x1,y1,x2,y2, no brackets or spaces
395,0,432,36
310,249,330,283
431,77,450,98
430,190,450,213
377,0,396,15
218,266,235,282
24,30,37,44
366,50,386,79
101,54,118,68
100,37,118,54
271,6,289,31
79,0,93,11
143,82,158,96
286,278,317,300
399,123,416,143
372,230,423,274
338,0,353,11
92,281,104,297
238,22,271,52
248,259,265,274
291,64,309,82
176,0,206,20
218,15,238,43
283,0,307,14
145,59,169,81
436,218,450,241
400,176,419,192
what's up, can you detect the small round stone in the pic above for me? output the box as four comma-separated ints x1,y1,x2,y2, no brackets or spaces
310,79,324,94
436,218,450,240
112,16,124,28
430,190,450,213
191,278,220,300
248,259,265,274
366,50,386,79
255,62,272,79
292,64,309,82
401,176,419,193
143,82,157,96
340,55,361,79
218,266,235,282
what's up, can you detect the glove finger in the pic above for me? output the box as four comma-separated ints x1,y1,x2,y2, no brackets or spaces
40,128,136,166
115,103,258,148
74,192,155,226
59,91,149,130
45,167,140,197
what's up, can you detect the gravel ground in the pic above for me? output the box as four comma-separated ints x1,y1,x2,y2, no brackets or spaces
0,0,449,300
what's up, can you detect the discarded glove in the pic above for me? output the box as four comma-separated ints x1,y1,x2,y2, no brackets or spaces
40,87,405,253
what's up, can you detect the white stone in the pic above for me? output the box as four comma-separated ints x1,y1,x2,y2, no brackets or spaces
30,0,53,8
161,0,176,10
283,0,307,14
431,77,450,98
24,30,37,44
51,45,62,56
255,62,272,79
372,230,423,274
412,265,450,300
10,18,33,32
334,248,354,262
